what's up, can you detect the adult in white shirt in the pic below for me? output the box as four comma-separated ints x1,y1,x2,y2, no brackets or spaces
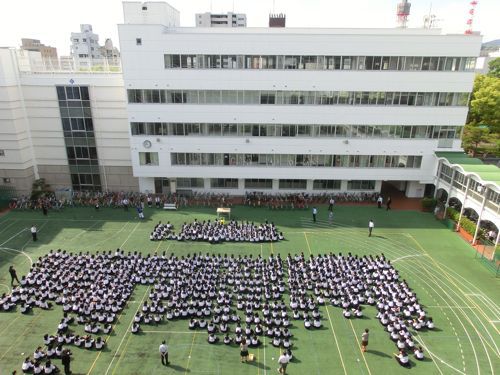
31,225,37,241
159,340,169,366
368,220,374,237
278,353,290,374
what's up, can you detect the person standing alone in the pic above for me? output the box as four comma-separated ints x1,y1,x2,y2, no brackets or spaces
368,220,374,237
312,207,318,223
9,266,20,286
31,225,37,241
386,197,392,211
277,351,290,374
159,340,169,365
61,349,72,375
361,328,369,352
377,196,383,209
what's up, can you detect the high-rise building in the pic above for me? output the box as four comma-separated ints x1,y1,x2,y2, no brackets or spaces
195,12,247,27
70,24,103,67
21,38,58,65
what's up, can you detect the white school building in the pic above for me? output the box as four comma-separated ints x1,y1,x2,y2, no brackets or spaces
1,1,498,231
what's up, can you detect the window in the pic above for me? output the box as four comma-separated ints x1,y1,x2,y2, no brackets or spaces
347,180,375,190
136,38,142,46
177,178,204,188
3,178,11,184
313,180,341,190
139,152,159,166
279,179,307,190
142,6,147,10
0,149,4,156
210,178,238,189
245,179,272,189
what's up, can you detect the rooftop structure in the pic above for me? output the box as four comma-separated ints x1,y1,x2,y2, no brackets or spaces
195,12,247,28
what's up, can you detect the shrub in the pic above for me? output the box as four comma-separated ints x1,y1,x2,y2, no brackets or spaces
459,216,479,237
421,197,437,211
446,207,460,222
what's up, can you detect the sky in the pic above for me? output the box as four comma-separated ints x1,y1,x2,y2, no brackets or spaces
1,0,499,56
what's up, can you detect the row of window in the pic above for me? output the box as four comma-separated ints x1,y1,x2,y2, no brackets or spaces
57,85,101,192
175,178,374,190
439,163,500,209
131,122,461,140
56,86,90,101
164,54,476,72
168,153,422,169
127,89,469,107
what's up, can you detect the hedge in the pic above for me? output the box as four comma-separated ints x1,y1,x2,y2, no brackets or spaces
446,206,485,239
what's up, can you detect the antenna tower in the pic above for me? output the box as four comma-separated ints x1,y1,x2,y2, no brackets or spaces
465,1,478,34
397,0,411,28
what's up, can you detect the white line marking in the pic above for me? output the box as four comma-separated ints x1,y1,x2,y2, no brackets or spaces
0,247,33,267
392,254,426,263
104,286,150,375
119,222,140,249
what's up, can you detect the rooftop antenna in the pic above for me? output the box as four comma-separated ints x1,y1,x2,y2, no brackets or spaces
397,0,411,28
465,0,478,34
423,3,442,29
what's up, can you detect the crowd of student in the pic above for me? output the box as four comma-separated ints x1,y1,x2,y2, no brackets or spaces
285,252,432,366
149,220,284,243
0,250,434,372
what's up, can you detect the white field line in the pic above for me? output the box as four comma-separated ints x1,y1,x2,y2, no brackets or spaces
119,222,141,249
103,286,151,375
0,220,19,235
325,225,477,372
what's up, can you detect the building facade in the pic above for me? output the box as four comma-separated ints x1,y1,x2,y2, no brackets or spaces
0,48,138,194
70,24,104,68
21,38,58,67
195,12,247,27
0,1,490,203
119,3,482,197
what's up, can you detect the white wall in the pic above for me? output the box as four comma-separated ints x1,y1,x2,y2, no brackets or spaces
118,25,481,193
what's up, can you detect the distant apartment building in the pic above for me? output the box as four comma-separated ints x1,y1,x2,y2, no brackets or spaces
70,24,121,69
100,38,121,66
70,24,103,63
21,38,58,66
195,12,247,27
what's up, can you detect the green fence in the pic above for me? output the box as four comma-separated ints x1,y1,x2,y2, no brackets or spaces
474,239,499,277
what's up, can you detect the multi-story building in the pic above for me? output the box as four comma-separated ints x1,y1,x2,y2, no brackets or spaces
0,1,497,233
119,1,482,199
21,38,58,67
70,24,103,67
100,38,121,66
0,48,137,194
195,12,247,28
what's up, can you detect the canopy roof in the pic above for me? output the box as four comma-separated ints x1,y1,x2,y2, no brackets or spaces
435,152,500,187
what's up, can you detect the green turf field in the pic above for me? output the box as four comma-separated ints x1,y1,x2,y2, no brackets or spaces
0,205,498,375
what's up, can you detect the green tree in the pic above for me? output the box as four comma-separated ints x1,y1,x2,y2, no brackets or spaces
467,74,500,134
31,178,52,200
462,124,490,156
487,57,500,78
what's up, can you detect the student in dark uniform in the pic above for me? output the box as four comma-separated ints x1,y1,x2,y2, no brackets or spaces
9,266,20,286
